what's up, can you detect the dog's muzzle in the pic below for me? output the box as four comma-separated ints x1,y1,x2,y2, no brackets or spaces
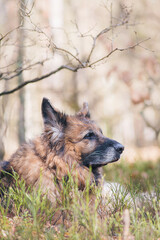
83,138,124,168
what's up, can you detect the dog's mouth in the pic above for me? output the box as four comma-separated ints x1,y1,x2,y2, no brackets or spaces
85,155,120,168
83,152,121,168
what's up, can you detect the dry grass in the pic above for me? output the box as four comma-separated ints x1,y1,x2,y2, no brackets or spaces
0,160,160,239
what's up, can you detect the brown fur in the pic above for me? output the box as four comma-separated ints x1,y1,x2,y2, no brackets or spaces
0,98,124,205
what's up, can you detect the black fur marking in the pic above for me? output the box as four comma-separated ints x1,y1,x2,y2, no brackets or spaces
82,138,124,167
42,98,67,129
57,112,68,130
85,112,90,119
92,168,102,185
0,161,10,170
53,165,57,170
0,161,12,179
83,131,97,140
58,144,65,155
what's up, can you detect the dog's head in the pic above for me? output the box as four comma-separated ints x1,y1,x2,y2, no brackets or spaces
42,98,124,170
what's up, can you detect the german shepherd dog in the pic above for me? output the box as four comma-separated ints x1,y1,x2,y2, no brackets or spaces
0,98,124,204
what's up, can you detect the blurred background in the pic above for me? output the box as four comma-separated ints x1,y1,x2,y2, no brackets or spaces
0,0,160,164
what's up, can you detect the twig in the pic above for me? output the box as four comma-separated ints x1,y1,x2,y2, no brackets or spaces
0,59,51,81
141,108,160,137
53,46,85,67
26,16,85,67
0,38,150,96
122,209,130,240
86,21,129,63
0,5,150,97
0,65,79,97
0,25,22,42
88,38,150,67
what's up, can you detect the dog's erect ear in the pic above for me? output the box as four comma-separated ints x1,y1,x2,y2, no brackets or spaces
42,98,67,129
77,102,90,118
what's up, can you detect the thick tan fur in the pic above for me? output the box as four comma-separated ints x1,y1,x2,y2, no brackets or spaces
1,98,124,206
3,99,102,203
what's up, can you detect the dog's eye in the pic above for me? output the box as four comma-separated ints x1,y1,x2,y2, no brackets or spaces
84,132,96,139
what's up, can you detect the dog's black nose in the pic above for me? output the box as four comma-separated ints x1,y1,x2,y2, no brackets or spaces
114,143,124,154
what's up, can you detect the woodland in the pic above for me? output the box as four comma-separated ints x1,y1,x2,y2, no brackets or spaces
0,0,160,239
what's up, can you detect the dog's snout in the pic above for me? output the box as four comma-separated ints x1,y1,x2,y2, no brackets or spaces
114,143,124,154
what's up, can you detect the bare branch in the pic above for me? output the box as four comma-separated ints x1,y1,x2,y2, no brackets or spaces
0,25,22,42
53,46,85,67
0,65,79,97
86,20,130,64
88,38,150,67
0,4,150,97
0,59,51,81
0,38,150,96
25,16,85,67
122,209,131,240
140,100,160,138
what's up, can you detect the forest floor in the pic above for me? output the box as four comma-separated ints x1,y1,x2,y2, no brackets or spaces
0,159,160,240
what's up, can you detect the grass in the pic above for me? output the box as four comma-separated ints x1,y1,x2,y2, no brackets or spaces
0,159,160,239
104,159,160,192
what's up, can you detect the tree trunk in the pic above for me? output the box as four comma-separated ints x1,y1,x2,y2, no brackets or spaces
18,0,26,144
